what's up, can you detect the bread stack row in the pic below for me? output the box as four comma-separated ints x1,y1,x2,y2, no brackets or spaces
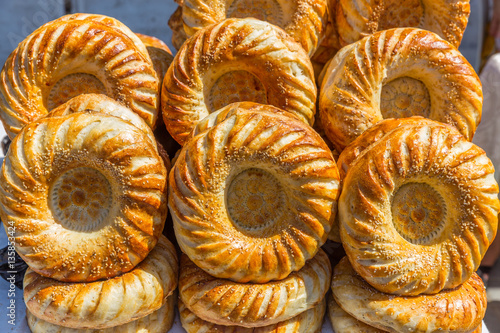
326,117,495,333
165,0,500,332
161,10,342,331
314,7,498,333
0,0,497,332
0,14,179,332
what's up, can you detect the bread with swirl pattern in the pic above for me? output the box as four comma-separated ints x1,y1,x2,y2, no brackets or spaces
339,119,499,295
170,102,339,283
0,14,159,138
319,28,482,151
0,112,167,282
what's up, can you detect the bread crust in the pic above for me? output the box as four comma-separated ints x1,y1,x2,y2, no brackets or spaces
311,0,341,77
0,14,159,138
49,93,156,144
162,18,316,145
332,257,486,333
336,0,470,47
179,252,330,327
181,0,328,56
170,103,339,282
136,33,174,85
179,297,326,333
24,236,178,329
319,28,482,151
51,14,151,59
339,119,499,295
26,293,176,332
327,293,385,333
336,117,439,182
0,113,167,282
169,6,189,50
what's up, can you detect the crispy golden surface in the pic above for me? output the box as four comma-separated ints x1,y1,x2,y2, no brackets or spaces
170,103,339,282
339,119,499,295
319,28,482,151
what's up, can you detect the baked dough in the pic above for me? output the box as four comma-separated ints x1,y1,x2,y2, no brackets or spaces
179,297,326,333
170,103,339,282
49,93,172,174
169,6,189,50
162,18,316,145
0,113,167,282
0,13,159,138
336,0,470,47
51,14,150,58
49,93,156,144
336,117,438,182
327,294,385,333
180,0,328,56
311,0,341,78
26,293,176,333
325,117,436,242
339,119,499,295
179,251,330,327
24,236,178,329
136,33,174,84
332,257,487,333
319,28,482,151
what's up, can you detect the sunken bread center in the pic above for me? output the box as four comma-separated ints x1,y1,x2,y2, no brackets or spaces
391,182,446,245
47,73,107,110
208,70,267,112
377,0,424,31
49,167,112,232
226,168,285,233
380,77,431,119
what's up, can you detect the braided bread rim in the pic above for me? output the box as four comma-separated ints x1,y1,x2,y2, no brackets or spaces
26,293,176,333
331,257,487,333
0,14,159,138
335,0,470,47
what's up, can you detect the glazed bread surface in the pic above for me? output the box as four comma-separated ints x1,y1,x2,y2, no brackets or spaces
170,103,339,283
0,13,159,138
26,293,176,333
162,18,316,145
179,297,326,333
0,113,167,282
339,119,499,295
336,0,470,47
332,257,487,333
319,28,482,150
327,293,386,333
48,93,156,144
181,0,329,55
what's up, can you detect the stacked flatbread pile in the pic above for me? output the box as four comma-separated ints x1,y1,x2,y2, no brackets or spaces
0,14,178,332
0,0,498,332
167,0,499,333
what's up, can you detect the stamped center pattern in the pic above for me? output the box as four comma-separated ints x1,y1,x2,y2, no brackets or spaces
392,182,446,245
227,168,285,233
227,0,283,27
47,73,106,110
377,0,424,31
50,167,112,232
381,77,431,119
208,71,267,112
